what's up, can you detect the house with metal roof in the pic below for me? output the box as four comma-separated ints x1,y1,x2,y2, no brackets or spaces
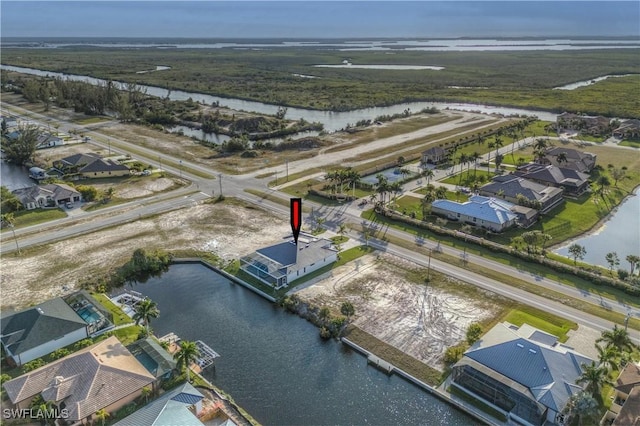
1,298,88,366
239,233,338,289
114,382,206,426
3,336,156,424
479,175,564,213
451,322,593,426
431,195,519,232
540,147,596,174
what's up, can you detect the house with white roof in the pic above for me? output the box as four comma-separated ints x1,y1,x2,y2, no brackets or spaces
451,322,593,426
240,233,338,289
431,195,519,232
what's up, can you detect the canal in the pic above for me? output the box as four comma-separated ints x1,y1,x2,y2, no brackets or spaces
0,160,35,191
130,263,474,425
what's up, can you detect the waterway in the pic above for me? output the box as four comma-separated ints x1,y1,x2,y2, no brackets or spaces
129,263,473,426
553,74,638,90
554,188,640,268
0,160,35,191
0,65,559,132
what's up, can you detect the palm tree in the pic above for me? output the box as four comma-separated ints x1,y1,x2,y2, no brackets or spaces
421,190,435,218
493,136,503,159
555,152,568,166
597,324,636,352
562,391,599,426
533,138,550,163
577,361,612,398
435,186,447,200
626,254,640,275
338,223,347,236
494,153,504,172
174,340,200,383
471,151,481,176
1,213,20,254
133,298,160,337
95,409,109,426
346,169,361,197
141,385,152,403
375,174,389,205
486,142,495,173
389,181,402,204
422,168,435,185
596,344,619,371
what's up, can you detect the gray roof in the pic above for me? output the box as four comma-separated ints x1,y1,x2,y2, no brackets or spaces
514,164,588,188
461,323,593,413
432,195,517,225
256,235,336,275
2,336,155,421
1,298,87,356
256,241,297,267
481,175,563,203
422,146,447,156
80,158,130,173
58,153,102,167
114,382,204,426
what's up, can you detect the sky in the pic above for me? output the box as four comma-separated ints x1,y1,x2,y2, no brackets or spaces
1,1,639,39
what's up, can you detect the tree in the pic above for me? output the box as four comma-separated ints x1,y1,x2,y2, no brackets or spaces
533,137,550,162
397,156,405,166
555,152,568,166
597,175,611,200
561,391,599,426
577,361,612,398
3,125,40,165
466,323,483,345
626,254,639,275
435,186,447,200
95,408,109,426
486,142,495,173
494,153,504,171
141,385,152,403
340,301,355,321
133,298,160,337
611,167,626,187
421,190,436,218
422,168,435,185
319,306,331,320
596,344,619,371
338,223,347,236
568,244,587,265
605,252,620,276
76,185,98,202
597,324,636,353
174,340,200,383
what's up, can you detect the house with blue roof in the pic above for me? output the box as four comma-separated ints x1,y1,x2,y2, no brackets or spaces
114,382,206,426
451,322,593,426
239,233,338,289
431,195,519,232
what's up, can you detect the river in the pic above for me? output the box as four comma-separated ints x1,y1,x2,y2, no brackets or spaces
129,263,474,426
0,65,558,132
0,160,35,191
554,188,640,268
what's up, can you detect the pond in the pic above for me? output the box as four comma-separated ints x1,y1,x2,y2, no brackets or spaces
129,263,473,426
0,160,35,191
554,188,640,268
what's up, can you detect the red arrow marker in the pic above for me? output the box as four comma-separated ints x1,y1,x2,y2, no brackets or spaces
290,198,302,245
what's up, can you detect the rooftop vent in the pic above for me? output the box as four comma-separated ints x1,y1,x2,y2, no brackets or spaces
529,349,537,354
36,308,44,314
516,343,524,348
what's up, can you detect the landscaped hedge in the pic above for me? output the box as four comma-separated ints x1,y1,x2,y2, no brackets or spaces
308,188,356,202
379,208,640,297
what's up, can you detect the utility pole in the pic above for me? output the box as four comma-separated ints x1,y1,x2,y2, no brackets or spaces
179,160,183,179
10,223,20,255
218,173,223,197
625,312,631,332
286,160,289,182
427,248,432,281
158,156,162,172
108,140,111,156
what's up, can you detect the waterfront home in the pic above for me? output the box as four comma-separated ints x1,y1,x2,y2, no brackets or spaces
556,112,611,136
2,336,156,425
451,322,593,426
540,147,596,173
601,362,640,425
430,195,520,232
0,298,88,366
240,233,338,289
114,382,206,426
126,337,177,384
479,175,564,213
513,164,589,197
28,166,49,180
13,183,81,210
35,133,64,149
54,152,131,179
421,146,449,165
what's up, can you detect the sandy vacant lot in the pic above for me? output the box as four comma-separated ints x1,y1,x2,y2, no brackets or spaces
295,254,497,370
1,201,289,309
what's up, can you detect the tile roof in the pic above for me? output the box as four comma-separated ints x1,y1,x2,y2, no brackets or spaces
514,164,588,188
462,323,593,413
481,175,563,202
1,298,87,356
616,363,640,395
613,386,640,426
80,158,130,173
432,195,517,225
114,382,204,426
2,336,155,421
59,153,102,167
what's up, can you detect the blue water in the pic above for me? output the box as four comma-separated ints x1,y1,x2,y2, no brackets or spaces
130,264,474,426
135,352,158,376
77,306,101,323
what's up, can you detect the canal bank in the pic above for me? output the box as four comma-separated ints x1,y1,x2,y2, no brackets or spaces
131,263,475,425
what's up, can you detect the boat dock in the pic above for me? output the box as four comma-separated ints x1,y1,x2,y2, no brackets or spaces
159,333,220,372
367,354,393,374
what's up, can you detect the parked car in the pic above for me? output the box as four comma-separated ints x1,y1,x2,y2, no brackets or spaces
65,202,73,209
142,170,152,176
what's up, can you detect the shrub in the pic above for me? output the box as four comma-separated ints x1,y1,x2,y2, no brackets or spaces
466,323,483,345
74,339,94,350
22,358,45,373
618,269,630,281
0,374,11,385
444,344,468,365
319,327,331,339
76,185,98,202
49,348,70,360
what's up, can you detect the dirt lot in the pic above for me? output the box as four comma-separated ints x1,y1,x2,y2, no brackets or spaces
294,253,497,370
0,200,290,310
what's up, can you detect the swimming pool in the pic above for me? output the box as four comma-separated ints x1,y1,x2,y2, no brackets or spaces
360,166,418,185
77,305,101,323
134,351,158,376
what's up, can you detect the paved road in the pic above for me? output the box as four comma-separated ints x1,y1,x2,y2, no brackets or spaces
2,102,637,337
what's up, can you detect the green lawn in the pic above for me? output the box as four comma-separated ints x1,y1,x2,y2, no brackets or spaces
501,307,578,343
619,140,640,148
440,169,495,187
107,325,145,346
91,293,134,326
2,208,67,229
